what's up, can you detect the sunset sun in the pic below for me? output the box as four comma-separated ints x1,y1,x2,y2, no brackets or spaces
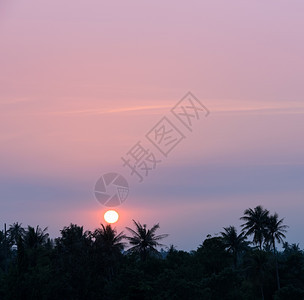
104,210,119,224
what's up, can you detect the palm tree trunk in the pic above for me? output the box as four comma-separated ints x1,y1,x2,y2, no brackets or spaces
141,249,147,261
273,239,280,290
233,250,237,269
260,284,264,300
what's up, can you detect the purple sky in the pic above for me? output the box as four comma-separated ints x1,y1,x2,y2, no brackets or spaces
1,1,304,250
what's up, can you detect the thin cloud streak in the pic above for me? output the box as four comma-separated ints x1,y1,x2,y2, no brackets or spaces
209,101,304,115
50,105,172,115
213,107,304,115
50,102,304,116
0,98,31,104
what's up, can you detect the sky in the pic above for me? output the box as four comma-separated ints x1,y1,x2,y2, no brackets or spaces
1,0,304,251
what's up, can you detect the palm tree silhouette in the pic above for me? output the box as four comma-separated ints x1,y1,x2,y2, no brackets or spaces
221,226,248,268
246,250,271,300
93,224,126,254
265,213,288,290
24,225,49,249
240,205,269,250
126,220,168,261
92,224,126,280
7,222,25,246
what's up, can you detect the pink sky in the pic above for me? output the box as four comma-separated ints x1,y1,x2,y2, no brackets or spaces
1,1,304,250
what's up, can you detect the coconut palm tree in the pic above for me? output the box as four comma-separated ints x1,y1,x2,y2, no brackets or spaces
24,225,49,249
240,205,269,250
7,222,25,246
220,226,248,268
125,220,168,261
265,213,288,290
246,250,271,300
92,224,126,280
92,224,126,254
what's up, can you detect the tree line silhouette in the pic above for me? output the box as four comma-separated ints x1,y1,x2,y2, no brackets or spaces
0,205,303,299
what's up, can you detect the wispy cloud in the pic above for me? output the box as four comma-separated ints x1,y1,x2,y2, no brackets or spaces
0,98,31,104
50,105,172,115
209,101,304,115
6,98,304,117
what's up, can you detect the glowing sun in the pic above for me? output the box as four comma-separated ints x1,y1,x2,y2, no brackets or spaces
104,210,119,224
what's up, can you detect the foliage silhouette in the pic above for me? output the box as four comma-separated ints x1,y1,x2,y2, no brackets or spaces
220,226,248,268
125,220,168,261
0,206,302,300
241,205,270,249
